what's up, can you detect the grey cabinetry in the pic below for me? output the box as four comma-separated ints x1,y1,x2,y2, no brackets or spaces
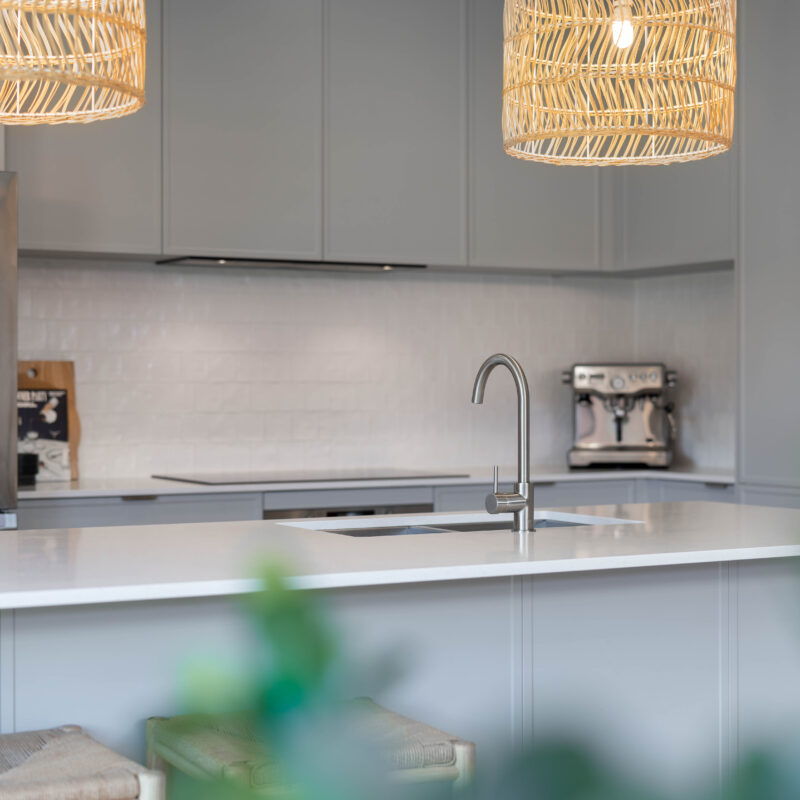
434,480,636,512
325,0,467,266
614,154,735,272
468,0,603,272
739,0,800,490
5,0,162,255
163,0,323,259
18,493,263,530
643,480,736,504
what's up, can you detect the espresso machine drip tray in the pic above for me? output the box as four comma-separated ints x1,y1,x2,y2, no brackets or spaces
567,448,672,469
562,364,677,469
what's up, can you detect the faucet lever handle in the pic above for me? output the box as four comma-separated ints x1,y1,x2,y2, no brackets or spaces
492,465,499,494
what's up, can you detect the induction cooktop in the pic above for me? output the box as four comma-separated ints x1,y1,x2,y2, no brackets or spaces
152,468,470,486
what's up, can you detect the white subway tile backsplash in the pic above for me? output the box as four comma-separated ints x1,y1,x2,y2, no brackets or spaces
17,258,736,478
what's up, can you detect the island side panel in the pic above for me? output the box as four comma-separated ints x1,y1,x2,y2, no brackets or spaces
9,578,521,774
11,597,255,760
737,558,800,752
528,564,728,795
322,577,521,779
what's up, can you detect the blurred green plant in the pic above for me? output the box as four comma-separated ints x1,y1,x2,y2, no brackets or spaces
170,565,800,800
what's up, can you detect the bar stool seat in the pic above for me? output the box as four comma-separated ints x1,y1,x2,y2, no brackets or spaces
0,724,164,800
147,698,475,794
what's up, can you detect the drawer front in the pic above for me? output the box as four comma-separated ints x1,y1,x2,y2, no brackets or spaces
534,480,637,509
652,480,737,504
434,485,491,512
262,487,434,514
435,480,637,513
738,485,800,509
18,493,263,530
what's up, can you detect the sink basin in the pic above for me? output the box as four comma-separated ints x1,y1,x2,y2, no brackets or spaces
280,510,638,536
322,519,588,538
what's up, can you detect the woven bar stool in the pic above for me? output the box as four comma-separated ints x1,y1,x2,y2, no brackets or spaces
147,698,475,795
0,724,164,799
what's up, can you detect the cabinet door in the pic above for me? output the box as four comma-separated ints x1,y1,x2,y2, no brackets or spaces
738,485,800,509
325,0,467,266
739,0,800,488
5,0,162,255
468,0,603,272
163,0,323,259
535,480,636,508
18,493,263,530
434,480,636,512
616,153,735,271
648,480,736,504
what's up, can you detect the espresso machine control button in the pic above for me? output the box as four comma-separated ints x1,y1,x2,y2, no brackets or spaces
611,376,626,390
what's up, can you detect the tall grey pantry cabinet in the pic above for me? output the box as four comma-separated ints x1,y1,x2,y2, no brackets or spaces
738,0,800,508
5,0,162,255
163,0,323,260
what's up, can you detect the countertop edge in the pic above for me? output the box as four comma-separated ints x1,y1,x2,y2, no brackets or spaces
3,542,795,611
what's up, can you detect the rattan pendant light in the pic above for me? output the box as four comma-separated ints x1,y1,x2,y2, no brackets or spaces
0,0,146,125
503,0,737,165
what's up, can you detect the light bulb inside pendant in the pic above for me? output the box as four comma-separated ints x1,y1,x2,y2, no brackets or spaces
611,0,635,48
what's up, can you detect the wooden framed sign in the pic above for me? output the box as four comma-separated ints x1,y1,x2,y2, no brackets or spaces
17,361,81,481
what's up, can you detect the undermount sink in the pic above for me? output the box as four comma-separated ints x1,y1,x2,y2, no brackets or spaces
279,510,639,537
328,519,585,538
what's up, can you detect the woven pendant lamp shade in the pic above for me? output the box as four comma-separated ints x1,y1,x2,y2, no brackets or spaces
503,0,736,165
0,0,146,124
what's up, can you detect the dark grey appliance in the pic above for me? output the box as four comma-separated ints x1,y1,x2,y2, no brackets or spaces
563,363,677,469
0,173,17,530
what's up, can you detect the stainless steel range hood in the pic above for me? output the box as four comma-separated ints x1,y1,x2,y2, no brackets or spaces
157,256,427,273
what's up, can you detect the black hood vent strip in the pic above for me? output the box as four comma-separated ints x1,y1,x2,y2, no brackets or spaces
156,256,427,273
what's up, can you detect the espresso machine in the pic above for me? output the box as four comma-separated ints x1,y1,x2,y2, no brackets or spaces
563,364,677,468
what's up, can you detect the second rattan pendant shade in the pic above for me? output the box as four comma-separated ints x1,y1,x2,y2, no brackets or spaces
0,0,146,124
503,0,736,165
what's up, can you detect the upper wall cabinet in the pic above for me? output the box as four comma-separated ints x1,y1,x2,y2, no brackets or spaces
5,0,162,255
325,0,467,266
614,152,736,272
163,0,323,260
468,0,605,272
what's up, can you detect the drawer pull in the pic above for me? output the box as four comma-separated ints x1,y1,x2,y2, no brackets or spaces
704,482,732,490
121,495,160,502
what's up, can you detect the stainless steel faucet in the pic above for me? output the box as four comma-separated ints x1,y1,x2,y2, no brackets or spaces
471,354,534,533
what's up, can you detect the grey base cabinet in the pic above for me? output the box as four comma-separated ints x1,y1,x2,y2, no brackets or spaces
434,479,637,512
434,478,735,513
737,485,800,509
18,493,263,530
636,479,737,504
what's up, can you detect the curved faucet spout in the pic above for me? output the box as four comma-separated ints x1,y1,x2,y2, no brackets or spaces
471,353,530,487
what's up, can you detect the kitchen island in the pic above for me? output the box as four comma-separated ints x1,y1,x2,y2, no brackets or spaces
1,501,799,792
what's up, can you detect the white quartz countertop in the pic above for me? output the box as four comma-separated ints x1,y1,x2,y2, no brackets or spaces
16,465,736,500
0,501,796,611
